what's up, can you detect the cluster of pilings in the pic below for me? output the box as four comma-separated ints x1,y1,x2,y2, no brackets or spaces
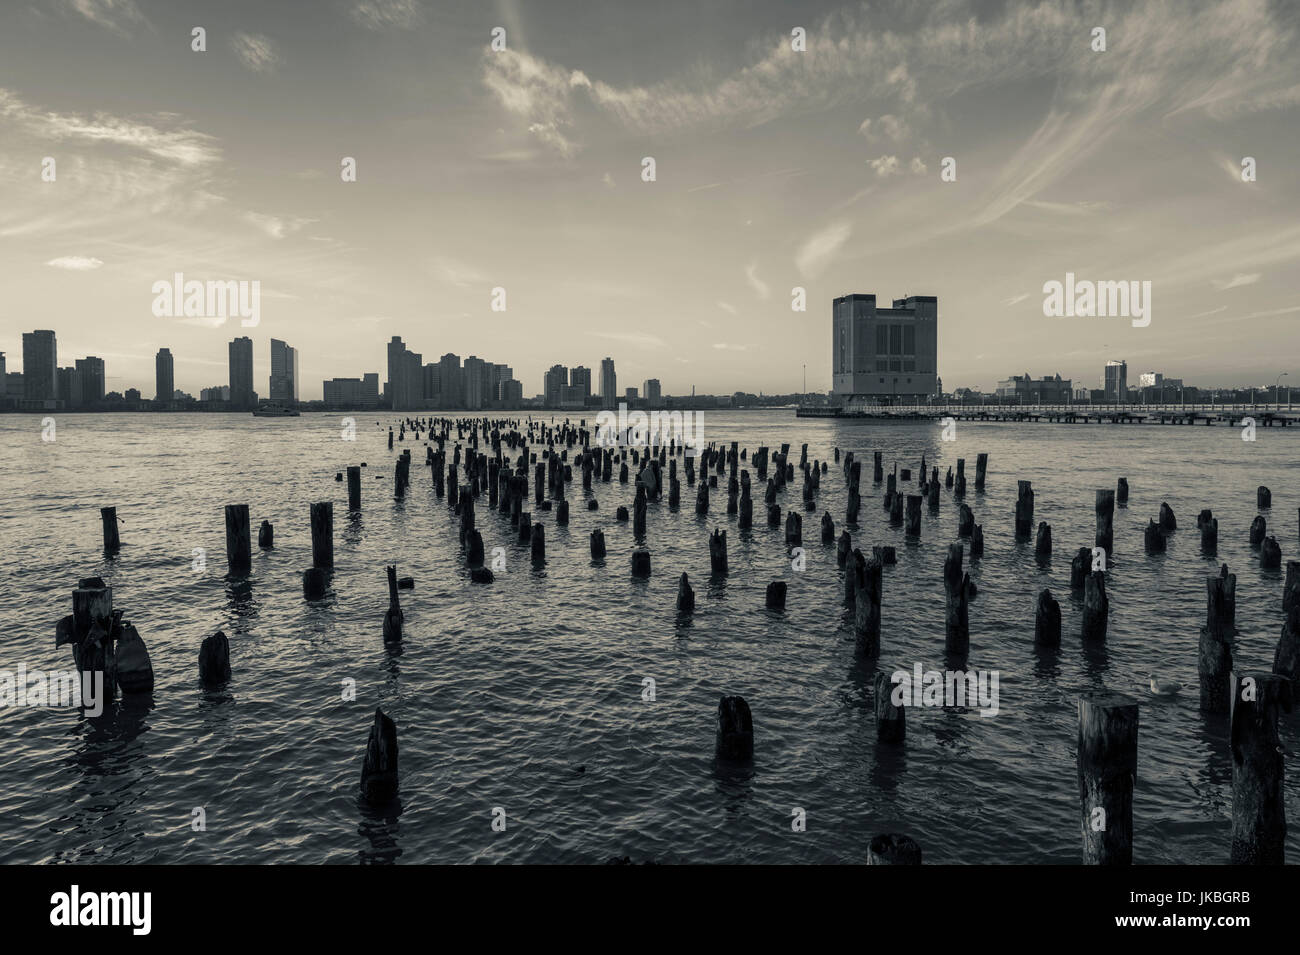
72,413,1297,862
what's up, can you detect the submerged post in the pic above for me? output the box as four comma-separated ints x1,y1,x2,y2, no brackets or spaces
716,696,753,761
224,504,251,575
1229,671,1288,864
1077,691,1139,865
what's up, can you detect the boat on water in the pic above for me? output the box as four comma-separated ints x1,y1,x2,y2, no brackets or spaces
252,404,301,417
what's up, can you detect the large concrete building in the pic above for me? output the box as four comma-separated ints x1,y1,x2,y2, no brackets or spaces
1103,360,1128,402
544,364,568,407
323,374,380,408
229,336,255,409
599,357,617,408
76,356,105,405
831,294,937,404
995,372,1072,403
22,330,58,402
156,348,175,402
642,378,661,404
269,339,299,404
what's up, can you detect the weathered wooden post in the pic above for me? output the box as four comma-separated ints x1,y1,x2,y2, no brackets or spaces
767,503,781,528
873,451,883,484
1257,486,1271,509
466,529,484,566
225,504,251,575
1082,571,1108,642
970,524,984,558
258,520,274,548
785,511,802,548
1144,519,1166,553
944,543,969,655
1273,602,1300,692
1116,477,1129,506
1095,490,1114,556
114,622,153,694
716,696,753,761
100,506,120,553
955,458,966,497
1035,521,1051,558
1202,565,1236,713
531,522,546,564
1249,515,1266,548
867,833,920,865
709,529,728,575
302,567,328,600
821,511,835,544
974,452,988,491
198,631,231,686
846,461,861,525
1014,481,1034,539
765,581,787,609
1229,671,1288,864
928,468,940,510
957,502,974,538
873,670,904,742
631,547,651,577
518,511,532,543
590,529,606,560
310,501,334,568
854,555,883,656
360,707,399,806
1199,509,1218,550
1035,589,1061,647
1071,546,1092,588
633,485,647,539
888,491,903,526
904,494,921,537
1158,501,1176,532
383,565,403,643
676,573,695,613
1077,691,1139,865
695,481,709,515
347,465,362,511
837,530,851,567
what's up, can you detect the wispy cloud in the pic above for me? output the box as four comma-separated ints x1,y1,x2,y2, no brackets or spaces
64,0,146,37
795,221,851,278
349,0,420,30
1212,272,1262,291
232,33,278,73
243,212,314,240
716,301,738,315
744,262,769,299
1004,293,1030,306
46,255,104,270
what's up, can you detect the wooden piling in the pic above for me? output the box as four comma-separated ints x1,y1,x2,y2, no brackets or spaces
590,529,606,560
873,670,905,743
1035,521,1051,557
1257,485,1271,509
1158,501,1176,532
347,466,361,510
1116,477,1128,506
1229,671,1288,864
360,707,399,805
198,631,231,686
904,495,921,537
854,556,883,656
709,528,728,576
224,504,251,575
100,506,120,553
1261,536,1282,569
716,696,753,761
1082,571,1108,642
531,522,546,563
383,564,403,643
310,501,334,568
1035,589,1061,647
1095,490,1115,555
1272,602,1300,693
258,520,274,549
867,833,921,865
676,573,695,613
1071,546,1091,588
1077,691,1139,865
1144,519,1166,553
943,543,969,655
974,452,988,491
1014,481,1033,539
765,581,787,610
302,567,328,600
631,547,651,577
836,530,850,567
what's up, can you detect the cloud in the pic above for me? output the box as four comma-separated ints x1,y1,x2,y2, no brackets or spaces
46,255,104,270
349,0,420,30
0,88,220,166
232,33,278,73
909,157,927,175
432,255,487,288
1212,272,1262,291
481,49,589,156
1004,293,1030,306
860,114,911,143
716,301,738,315
869,155,901,177
243,212,314,239
602,172,615,188
795,221,851,278
744,262,769,299
595,330,667,349
711,343,750,351
65,0,145,36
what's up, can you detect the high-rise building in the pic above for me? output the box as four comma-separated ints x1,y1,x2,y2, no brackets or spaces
544,364,568,407
437,353,462,409
229,336,255,409
642,378,661,403
156,348,175,402
269,339,299,404
498,378,523,407
625,386,639,402
1103,360,1128,402
423,363,442,403
21,330,57,401
599,357,617,408
200,385,231,402
570,366,592,401
385,337,424,410
831,294,938,404
75,357,105,405
58,367,83,409
464,356,488,409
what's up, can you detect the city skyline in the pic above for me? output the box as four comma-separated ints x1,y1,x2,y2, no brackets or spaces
2,0,1298,399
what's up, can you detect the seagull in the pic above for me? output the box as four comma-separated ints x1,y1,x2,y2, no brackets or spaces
1149,675,1183,696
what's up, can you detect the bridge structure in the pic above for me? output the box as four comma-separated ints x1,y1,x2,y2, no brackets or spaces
796,402,1297,426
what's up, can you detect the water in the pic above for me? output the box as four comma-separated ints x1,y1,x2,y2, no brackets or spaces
0,410,1296,864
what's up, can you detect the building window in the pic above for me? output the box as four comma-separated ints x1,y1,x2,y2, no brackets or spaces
903,325,915,354
904,360,915,372
876,325,888,355
890,360,901,372
889,325,902,355
879,378,884,384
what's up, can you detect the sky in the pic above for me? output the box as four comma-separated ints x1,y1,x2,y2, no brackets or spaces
1,0,1298,399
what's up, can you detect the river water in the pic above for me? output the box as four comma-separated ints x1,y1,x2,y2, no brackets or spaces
0,410,1296,863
